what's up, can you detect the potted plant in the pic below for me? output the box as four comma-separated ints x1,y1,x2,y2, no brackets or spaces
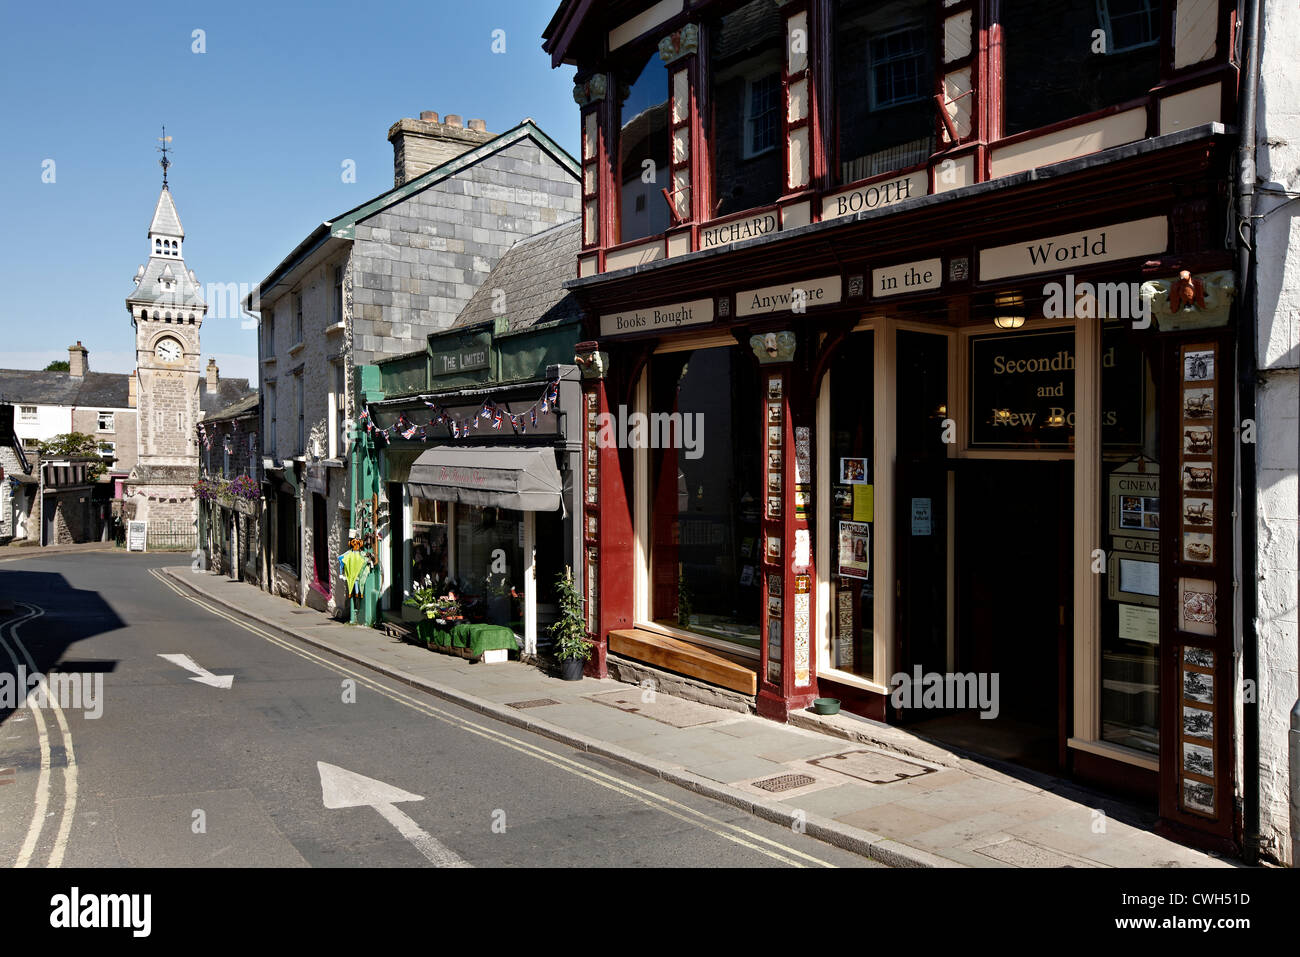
550,567,591,680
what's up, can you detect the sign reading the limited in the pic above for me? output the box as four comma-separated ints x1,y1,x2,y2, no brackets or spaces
432,330,491,377
599,298,714,338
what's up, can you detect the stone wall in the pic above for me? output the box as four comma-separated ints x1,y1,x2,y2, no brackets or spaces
72,406,138,476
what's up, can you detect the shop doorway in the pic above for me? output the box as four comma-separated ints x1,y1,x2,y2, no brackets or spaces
906,459,1072,774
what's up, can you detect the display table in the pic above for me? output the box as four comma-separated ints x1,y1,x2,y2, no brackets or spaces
415,620,520,660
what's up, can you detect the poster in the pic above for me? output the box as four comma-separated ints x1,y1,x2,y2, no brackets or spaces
839,457,868,484
911,498,932,536
127,520,147,552
837,521,870,579
1117,603,1159,644
853,484,874,522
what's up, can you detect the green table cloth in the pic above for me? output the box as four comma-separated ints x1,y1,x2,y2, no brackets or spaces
415,620,520,657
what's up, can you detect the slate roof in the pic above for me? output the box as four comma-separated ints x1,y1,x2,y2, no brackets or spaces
148,188,184,239
0,370,131,408
199,378,254,417
127,256,206,311
452,219,583,333
200,389,258,423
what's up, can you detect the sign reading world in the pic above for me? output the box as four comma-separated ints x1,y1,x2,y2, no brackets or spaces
968,329,1143,449
599,298,714,338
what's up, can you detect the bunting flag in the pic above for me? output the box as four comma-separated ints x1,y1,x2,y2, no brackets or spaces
358,378,562,445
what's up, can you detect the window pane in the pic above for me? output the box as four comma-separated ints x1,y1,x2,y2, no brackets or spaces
1099,327,1161,755
455,505,523,628
828,332,875,679
710,0,785,218
618,51,672,243
1001,0,1161,136
836,0,935,184
649,346,762,648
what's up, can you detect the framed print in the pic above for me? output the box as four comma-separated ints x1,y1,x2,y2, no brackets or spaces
1183,350,1215,382
839,457,868,484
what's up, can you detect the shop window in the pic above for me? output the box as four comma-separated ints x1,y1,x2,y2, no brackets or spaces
455,505,524,629
835,0,935,185
411,496,449,586
617,50,672,244
1000,0,1162,137
710,0,785,218
827,332,876,679
648,346,762,649
1099,328,1161,756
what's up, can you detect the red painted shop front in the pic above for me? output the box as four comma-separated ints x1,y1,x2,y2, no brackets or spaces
569,132,1240,853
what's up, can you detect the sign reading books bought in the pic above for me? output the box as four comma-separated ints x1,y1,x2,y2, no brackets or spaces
967,329,1143,449
599,298,714,338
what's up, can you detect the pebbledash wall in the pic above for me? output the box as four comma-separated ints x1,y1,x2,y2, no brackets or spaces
1252,0,1300,864
254,117,581,618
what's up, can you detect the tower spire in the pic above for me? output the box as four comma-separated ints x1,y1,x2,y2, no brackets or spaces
157,125,172,189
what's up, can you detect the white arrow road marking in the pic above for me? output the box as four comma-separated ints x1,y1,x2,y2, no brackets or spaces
316,762,471,868
157,653,234,689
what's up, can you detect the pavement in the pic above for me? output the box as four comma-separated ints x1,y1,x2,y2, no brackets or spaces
0,540,117,562
163,564,1234,869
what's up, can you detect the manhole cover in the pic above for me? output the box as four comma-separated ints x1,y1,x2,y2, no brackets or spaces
809,750,934,784
508,698,560,709
753,773,817,793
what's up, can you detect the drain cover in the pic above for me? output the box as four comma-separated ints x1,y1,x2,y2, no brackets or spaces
753,773,817,793
508,698,561,709
809,750,934,784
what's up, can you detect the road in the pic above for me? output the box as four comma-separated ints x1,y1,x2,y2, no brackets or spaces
0,551,875,868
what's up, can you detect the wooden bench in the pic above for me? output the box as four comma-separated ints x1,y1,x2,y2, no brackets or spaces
609,629,757,695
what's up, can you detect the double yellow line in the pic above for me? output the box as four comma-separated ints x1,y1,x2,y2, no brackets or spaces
1,603,78,868
152,569,836,868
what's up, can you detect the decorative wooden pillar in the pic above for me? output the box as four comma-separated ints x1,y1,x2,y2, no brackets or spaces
573,75,609,274
575,341,620,677
754,330,819,720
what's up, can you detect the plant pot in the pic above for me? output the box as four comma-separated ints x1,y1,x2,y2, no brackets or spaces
558,657,585,681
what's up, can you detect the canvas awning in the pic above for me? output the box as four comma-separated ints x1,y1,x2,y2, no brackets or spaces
407,447,563,512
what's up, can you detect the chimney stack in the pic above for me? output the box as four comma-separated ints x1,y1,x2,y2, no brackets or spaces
128,371,137,408
206,358,219,394
68,341,88,377
387,111,495,187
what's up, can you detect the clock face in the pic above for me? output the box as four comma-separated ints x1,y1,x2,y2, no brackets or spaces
155,338,182,363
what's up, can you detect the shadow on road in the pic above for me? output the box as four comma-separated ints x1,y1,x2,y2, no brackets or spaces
0,570,123,728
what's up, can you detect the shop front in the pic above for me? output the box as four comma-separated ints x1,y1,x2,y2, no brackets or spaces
362,369,583,655
572,133,1240,850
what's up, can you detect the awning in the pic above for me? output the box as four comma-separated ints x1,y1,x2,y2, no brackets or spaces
407,447,563,512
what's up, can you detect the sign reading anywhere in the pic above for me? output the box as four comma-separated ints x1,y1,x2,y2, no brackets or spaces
737,277,842,317
968,328,1143,449
431,330,490,377
600,298,714,338
979,216,1168,281
127,520,147,552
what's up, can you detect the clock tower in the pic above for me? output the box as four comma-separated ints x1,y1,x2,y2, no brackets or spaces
124,142,208,531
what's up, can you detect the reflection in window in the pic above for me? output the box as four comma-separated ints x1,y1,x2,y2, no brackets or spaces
828,332,875,679
649,347,762,648
710,0,785,218
835,0,935,184
1001,0,1161,136
618,51,671,243
1099,328,1161,756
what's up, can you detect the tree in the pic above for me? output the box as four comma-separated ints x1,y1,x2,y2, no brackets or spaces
43,360,70,371
37,432,107,481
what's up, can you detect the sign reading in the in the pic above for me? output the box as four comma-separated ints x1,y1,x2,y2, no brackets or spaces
968,329,1143,449
873,259,942,298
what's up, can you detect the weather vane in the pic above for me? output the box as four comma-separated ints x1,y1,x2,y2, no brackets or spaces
157,125,172,188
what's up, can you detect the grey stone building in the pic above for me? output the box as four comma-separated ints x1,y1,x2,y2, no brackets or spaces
250,112,581,615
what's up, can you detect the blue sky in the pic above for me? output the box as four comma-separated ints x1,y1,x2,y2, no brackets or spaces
0,0,578,383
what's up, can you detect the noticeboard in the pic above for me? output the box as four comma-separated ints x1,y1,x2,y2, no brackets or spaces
127,520,147,552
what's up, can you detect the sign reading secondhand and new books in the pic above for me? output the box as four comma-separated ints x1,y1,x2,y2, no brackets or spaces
968,328,1143,449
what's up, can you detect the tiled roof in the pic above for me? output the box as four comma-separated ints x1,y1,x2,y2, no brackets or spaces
199,378,254,417
127,256,206,311
0,369,130,408
453,219,583,333
148,188,184,239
